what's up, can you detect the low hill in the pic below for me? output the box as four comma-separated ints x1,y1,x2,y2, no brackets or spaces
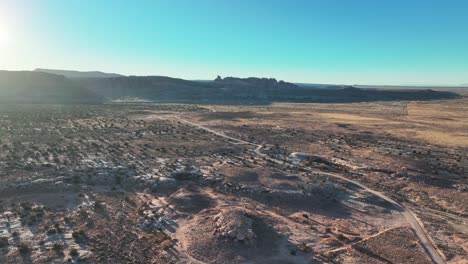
76,75,461,104
34,68,123,78
0,71,103,104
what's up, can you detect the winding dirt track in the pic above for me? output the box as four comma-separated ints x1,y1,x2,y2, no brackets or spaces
170,115,446,264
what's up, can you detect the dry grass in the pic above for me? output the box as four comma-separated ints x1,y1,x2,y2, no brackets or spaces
400,130,468,147
317,113,384,122
205,98,468,147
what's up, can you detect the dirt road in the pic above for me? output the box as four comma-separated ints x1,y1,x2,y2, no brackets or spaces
171,115,446,264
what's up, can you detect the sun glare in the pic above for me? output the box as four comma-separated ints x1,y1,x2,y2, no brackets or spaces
0,20,10,48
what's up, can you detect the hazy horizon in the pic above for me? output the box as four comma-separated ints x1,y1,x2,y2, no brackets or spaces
1,0,467,85
1,67,468,87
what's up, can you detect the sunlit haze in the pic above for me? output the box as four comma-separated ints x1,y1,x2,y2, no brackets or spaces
0,17,9,49
0,0,467,85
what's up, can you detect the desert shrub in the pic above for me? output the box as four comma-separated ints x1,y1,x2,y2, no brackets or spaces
299,242,310,252
161,240,172,250
0,237,8,248
52,243,63,251
138,207,145,215
70,248,79,257
336,233,347,241
93,200,103,210
18,243,30,254
20,202,32,211
47,228,57,235
79,210,89,218
54,223,63,233
64,216,72,224
72,230,87,243
35,210,45,218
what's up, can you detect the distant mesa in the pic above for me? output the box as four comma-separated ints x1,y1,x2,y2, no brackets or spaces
34,68,124,79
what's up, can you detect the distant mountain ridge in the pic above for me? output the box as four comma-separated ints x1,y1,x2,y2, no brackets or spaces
75,75,461,104
75,75,310,103
0,70,102,104
0,70,461,104
34,68,124,78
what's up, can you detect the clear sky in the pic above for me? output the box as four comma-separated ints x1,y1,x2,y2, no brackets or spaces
0,0,467,85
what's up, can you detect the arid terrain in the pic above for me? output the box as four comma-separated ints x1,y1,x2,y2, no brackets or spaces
2,0,468,262
0,93,467,263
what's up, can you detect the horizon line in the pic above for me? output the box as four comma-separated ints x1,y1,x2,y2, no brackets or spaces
1,67,467,88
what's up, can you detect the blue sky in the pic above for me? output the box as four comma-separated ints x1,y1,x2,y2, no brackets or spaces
0,0,467,85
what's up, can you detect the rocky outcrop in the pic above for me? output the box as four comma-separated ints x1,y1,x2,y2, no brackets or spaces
215,76,298,89
214,209,256,242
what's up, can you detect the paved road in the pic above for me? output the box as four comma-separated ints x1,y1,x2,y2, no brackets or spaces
171,115,446,264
